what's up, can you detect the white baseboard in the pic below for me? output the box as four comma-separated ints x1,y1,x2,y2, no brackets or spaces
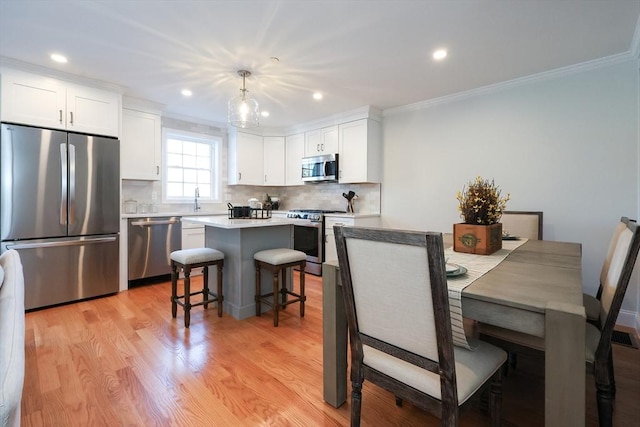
616,309,640,336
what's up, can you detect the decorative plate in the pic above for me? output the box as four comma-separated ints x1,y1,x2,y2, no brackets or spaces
446,264,468,277
502,235,520,240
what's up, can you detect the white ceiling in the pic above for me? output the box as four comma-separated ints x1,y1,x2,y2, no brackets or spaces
1,0,639,130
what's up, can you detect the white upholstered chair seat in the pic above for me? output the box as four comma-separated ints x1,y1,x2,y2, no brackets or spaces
170,247,224,265
254,248,306,265
364,339,506,405
583,293,601,324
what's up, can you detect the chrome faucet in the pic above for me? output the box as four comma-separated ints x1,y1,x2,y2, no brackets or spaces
194,187,201,211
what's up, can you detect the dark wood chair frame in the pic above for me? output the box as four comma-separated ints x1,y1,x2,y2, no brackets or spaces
255,258,306,327
480,218,640,427
501,211,543,240
171,258,224,328
335,226,504,427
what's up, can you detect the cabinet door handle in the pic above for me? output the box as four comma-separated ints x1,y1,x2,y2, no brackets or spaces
156,166,159,175
265,174,267,182
317,143,320,152
239,172,242,180
59,110,63,124
321,143,324,151
69,111,74,125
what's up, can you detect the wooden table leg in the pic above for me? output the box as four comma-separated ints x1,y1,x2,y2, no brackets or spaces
545,302,586,427
322,263,347,407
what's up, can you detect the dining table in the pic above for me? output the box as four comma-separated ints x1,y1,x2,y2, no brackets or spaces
322,234,585,427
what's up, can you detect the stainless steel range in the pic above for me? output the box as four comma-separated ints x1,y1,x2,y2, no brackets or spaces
287,209,345,276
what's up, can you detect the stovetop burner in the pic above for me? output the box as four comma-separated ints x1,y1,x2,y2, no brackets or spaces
286,209,347,221
289,209,347,214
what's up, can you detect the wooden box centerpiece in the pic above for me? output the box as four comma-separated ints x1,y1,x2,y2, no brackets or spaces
453,222,502,255
454,176,509,256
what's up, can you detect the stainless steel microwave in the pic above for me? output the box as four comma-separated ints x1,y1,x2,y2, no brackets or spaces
302,153,338,183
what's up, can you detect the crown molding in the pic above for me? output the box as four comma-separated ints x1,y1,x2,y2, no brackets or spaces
383,52,636,117
123,96,165,115
0,55,125,93
285,105,382,136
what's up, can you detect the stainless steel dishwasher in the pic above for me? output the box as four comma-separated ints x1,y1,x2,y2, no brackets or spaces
128,216,181,282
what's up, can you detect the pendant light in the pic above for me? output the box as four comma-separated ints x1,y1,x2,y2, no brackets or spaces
228,70,259,128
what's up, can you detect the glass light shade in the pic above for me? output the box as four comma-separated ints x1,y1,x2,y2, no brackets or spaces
228,93,259,128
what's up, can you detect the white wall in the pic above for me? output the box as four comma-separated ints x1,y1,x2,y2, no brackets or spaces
381,60,640,327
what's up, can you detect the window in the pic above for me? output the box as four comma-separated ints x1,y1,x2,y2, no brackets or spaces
162,128,220,202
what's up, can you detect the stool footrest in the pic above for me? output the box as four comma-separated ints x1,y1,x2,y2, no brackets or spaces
173,290,220,309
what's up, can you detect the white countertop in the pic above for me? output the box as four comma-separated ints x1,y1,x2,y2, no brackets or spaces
122,210,290,219
181,215,298,229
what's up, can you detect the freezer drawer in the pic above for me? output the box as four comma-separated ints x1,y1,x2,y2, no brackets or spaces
128,217,181,281
2,234,119,310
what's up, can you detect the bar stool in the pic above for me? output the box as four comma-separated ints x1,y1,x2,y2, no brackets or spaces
171,248,224,328
254,248,306,327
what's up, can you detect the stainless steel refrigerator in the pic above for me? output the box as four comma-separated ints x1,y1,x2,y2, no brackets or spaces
1,123,120,310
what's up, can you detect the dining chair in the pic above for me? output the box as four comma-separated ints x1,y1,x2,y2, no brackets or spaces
500,211,543,240
583,217,634,326
479,218,640,427
334,225,507,426
0,250,25,427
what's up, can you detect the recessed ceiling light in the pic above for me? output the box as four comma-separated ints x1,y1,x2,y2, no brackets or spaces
261,111,270,117
181,89,192,97
50,53,67,63
433,49,447,61
313,92,323,100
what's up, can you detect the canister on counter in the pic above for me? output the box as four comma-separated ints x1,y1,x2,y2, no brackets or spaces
123,199,137,214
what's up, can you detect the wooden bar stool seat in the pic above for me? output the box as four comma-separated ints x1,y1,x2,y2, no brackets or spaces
171,248,224,328
254,248,306,327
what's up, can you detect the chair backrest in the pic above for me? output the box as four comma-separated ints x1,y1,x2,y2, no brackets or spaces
501,211,543,240
598,217,634,295
334,226,457,403
596,218,640,359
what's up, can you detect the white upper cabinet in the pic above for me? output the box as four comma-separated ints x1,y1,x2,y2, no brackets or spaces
285,133,305,186
228,130,264,185
305,125,338,156
338,118,382,183
121,108,161,180
263,136,285,186
1,69,120,137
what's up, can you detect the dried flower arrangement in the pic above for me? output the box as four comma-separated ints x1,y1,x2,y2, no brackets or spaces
456,176,510,225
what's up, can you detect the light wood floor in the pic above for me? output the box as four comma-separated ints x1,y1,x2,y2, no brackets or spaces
22,273,640,426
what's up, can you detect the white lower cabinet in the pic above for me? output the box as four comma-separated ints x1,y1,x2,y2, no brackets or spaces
182,221,205,249
324,215,381,262
181,220,205,276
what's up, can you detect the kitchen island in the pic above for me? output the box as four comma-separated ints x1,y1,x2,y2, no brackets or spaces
181,216,296,320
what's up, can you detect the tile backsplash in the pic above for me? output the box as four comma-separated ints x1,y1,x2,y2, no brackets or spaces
122,180,381,214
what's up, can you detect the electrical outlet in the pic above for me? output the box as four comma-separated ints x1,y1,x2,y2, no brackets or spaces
151,191,157,201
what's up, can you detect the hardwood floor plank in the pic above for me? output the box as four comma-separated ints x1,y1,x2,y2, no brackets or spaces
21,273,639,426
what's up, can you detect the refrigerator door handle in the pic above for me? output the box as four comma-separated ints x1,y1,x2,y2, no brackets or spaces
60,143,68,225
68,143,76,225
6,236,117,250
